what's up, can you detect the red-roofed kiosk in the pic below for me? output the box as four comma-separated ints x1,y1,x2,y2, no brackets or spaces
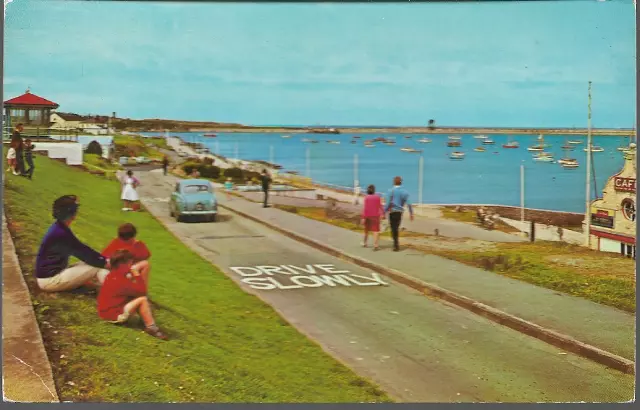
4,88,59,127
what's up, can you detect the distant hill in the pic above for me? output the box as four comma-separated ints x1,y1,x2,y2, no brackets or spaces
111,117,248,132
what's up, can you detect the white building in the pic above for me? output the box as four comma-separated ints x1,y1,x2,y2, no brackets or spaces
587,144,637,258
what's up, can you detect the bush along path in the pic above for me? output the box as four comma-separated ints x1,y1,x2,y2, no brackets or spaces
3,156,391,403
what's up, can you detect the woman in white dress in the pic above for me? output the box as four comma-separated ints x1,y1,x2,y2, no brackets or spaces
121,170,140,211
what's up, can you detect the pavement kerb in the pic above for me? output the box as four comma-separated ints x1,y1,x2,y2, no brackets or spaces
217,202,636,376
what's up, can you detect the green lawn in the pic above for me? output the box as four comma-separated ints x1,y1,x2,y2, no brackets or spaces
3,156,391,403
113,134,165,159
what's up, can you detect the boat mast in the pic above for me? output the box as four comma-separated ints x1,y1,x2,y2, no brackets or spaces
585,81,592,247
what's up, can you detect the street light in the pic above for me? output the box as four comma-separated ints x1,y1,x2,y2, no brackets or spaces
585,81,592,247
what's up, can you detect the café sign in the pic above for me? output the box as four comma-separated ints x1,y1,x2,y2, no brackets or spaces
614,177,636,193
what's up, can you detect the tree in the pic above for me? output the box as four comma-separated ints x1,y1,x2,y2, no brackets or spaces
85,140,103,156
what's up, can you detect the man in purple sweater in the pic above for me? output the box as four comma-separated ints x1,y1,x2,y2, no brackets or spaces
35,195,111,292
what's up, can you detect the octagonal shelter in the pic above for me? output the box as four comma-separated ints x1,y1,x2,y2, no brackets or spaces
3,88,59,128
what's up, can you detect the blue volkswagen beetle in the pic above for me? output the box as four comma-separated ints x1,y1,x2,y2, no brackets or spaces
169,179,218,222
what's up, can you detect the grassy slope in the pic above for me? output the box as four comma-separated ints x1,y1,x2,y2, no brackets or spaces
3,157,390,403
113,134,165,159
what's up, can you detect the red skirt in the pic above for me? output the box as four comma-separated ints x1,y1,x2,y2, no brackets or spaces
364,216,381,232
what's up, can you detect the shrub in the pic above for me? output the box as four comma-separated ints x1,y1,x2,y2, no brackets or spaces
223,167,244,181
203,157,215,165
199,165,221,179
85,140,103,156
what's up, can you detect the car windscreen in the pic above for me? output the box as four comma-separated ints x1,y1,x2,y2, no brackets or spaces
182,184,211,194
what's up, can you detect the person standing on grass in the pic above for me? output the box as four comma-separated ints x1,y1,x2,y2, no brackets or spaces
35,195,111,292
97,249,167,340
102,223,152,287
6,140,17,175
162,155,169,176
120,170,140,211
384,176,414,252
361,184,385,251
23,138,35,179
260,169,272,208
11,124,26,176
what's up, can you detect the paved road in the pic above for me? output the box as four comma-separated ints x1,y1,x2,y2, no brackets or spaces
136,170,633,403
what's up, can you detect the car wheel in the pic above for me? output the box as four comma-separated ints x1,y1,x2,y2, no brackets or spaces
176,213,183,223
209,214,217,223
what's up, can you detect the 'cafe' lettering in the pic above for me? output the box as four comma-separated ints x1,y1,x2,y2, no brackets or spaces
614,177,636,193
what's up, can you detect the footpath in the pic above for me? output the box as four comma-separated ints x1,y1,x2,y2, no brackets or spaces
157,172,636,372
235,191,524,243
2,214,59,402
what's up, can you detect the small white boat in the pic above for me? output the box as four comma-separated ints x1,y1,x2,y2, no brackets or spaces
474,135,488,139
474,147,486,152
449,136,462,140
482,139,495,145
281,135,292,139
365,144,375,148
327,140,341,145
449,151,465,159
418,138,432,143
568,140,583,145
562,162,579,169
533,155,555,163
534,151,554,158
584,145,605,152
400,147,422,153
558,157,577,165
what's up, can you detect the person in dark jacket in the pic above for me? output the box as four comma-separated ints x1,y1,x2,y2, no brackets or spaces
260,169,272,208
162,155,169,176
11,124,25,176
35,195,111,292
23,138,35,179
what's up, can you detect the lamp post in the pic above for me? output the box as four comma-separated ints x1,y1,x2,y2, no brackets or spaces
585,81,592,247
418,155,424,216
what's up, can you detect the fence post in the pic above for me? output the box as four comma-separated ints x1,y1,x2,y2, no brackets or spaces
530,221,535,242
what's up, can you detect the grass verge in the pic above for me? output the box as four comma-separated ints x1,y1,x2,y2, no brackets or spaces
3,156,392,403
273,204,635,313
113,134,165,159
440,208,521,234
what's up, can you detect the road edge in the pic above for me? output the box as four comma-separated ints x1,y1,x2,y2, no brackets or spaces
2,213,60,402
217,203,635,376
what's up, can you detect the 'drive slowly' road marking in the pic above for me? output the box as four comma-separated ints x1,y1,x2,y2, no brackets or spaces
230,263,389,291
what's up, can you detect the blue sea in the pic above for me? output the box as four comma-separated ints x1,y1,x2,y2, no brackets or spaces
144,132,632,213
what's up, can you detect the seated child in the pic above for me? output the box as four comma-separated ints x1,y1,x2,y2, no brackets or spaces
102,223,151,285
97,249,167,340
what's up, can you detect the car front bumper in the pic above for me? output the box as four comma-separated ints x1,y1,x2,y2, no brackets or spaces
180,210,217,215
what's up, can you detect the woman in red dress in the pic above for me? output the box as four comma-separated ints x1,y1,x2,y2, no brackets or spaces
361,184,385,251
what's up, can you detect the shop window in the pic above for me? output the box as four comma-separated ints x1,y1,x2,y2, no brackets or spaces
621,198,636,222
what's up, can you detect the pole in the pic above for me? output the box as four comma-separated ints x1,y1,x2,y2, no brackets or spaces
520,162,525,225
354,153,359,188
306,147,311,178
418,155,424,216
585,81,592,247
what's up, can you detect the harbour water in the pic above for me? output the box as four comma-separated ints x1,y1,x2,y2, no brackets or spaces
147,132,632,213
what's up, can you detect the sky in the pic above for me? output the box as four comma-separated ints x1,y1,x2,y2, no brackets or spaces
3,0,636,127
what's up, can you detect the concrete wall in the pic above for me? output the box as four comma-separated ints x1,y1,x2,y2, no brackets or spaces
31,142,83,165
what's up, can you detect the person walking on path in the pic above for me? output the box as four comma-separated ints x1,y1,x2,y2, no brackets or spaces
384,176,414,252
23,138,35,179
121,170,140,211
35,195,111,292
361,184,385,251
162,155,169,176
260,169,272,208
11,124,26,176
224,177,234,201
